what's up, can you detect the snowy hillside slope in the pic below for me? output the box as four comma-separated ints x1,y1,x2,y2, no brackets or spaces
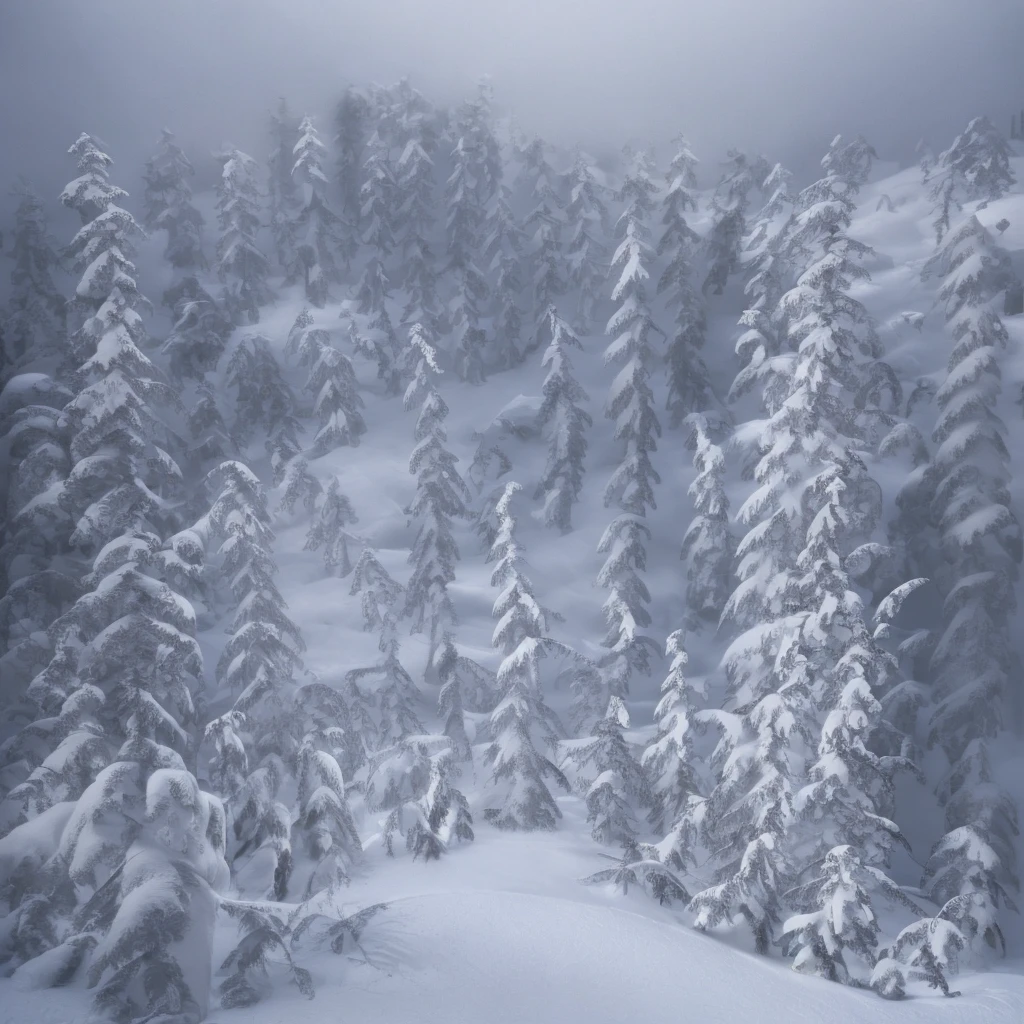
4,104,1024,1023
186,150,1024,1007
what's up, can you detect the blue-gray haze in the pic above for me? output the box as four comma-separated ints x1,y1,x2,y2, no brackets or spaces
0,0,1021,200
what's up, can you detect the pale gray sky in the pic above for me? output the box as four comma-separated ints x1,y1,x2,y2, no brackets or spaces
0,0,1022,203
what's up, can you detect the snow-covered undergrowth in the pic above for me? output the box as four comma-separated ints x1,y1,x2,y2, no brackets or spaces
2,80,1024,1022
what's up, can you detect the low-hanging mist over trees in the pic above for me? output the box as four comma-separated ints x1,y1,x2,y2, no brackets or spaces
1,6,1024,1022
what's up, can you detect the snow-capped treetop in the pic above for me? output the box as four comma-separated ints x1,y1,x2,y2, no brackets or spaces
142,129,205,271
60,133,125,224
937,115,1016,205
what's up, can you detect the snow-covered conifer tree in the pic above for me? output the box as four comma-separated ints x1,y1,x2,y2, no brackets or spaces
334,86,370,238
0,375,77,723
482,180,526,368
569,695,647,846
595,150,663,701
346,546,424,753
820,133,877,195
161,274,232,382
1,184,67,378
199,461,304,897
445,134,489,383
483,482,569,829
521,137,566,357
267,97,301,272
395,104,443,334
215,149,272,323
82,770,228,1023
0,138,227,1015
223,332,295,447
291,115,344,306
366,734,467,858
930,117,1016,244
692,149,892,958
780,846,909,986
564,149,609,333
304,476,359,577
702,150,769,296
436,632,472,760
402,322,471,677
290,315,366,453
353,129,402,393
918,215,1021,953
142,129,205,274
290,684,361,894
680,413,734,628
643,631,705,863
533,306,591,532
658,135,709,422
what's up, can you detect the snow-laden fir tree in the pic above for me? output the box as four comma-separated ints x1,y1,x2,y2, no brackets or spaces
658,134,709,424
680,413,734,628
59,132,125,228
457,78,503,210
304,476,359,577
347,546,424,754
197,461,305,898
820,133,877,195
59,133,141,336
930,116,1016,244
729,163,798,414
691,153,893,960
445,133,490,383
290,115,345,306
871,910,966,999
161,274,233,382
142,129,205,275
702,149,770,296
334,86,371,239
436,631,473,760
1,184,67,379
569,695,648,846
395,101,443,334
267,97,301,272
359,127,398,262
521,136,566,358
564,148,609,333
402,322,471,678
483,482,569,830
223,331,296,448
215,148,272,324
288,682,362,895
918,214,1021,954
0,137,227,1021
780,845,915,987
366,733,471,859
482,181,526,368
288,311,366,453
533,305,591,533
595,148,663,702
353,129,402,394
642,631,705,863
0,375,77,735
744,161,795,256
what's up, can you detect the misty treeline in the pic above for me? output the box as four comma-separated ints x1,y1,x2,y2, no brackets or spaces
0,73,1021,1019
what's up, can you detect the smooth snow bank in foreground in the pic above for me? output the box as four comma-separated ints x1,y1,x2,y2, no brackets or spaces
237,889,1024,1024
11,870,1024,1023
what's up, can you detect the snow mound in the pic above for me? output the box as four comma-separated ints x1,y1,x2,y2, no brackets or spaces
222,889,1024,1024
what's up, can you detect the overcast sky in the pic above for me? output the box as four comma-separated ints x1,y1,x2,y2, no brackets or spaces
1,0,1022,203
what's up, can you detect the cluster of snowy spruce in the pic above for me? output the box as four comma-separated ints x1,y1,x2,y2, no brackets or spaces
0,75,1021,1019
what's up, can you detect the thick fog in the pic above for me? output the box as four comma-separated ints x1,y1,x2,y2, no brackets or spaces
1,0,1022,196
